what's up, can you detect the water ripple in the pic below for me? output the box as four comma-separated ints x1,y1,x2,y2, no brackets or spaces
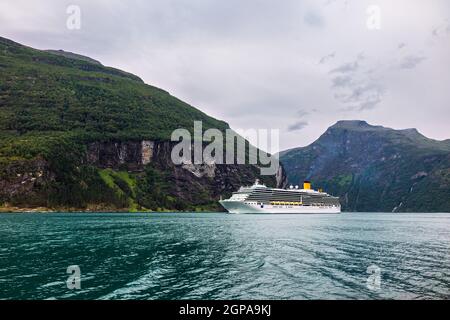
0,212,449,300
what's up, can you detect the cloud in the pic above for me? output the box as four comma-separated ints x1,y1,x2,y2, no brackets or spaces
331,75,352,88
304,11,324,27
324,0,336,6
296,109,310,118
318,51,336,64
348,88,384,111
294,107,319,120
287,121,308,132
338,83,384,111
398,55,427,69
329,61,359,74
327,53,385,111
431,19,450,39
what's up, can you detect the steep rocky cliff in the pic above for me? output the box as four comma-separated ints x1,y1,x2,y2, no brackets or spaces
0,158,54,207
1,138,283,211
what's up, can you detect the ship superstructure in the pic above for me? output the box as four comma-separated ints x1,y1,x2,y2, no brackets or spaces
219,180,341,214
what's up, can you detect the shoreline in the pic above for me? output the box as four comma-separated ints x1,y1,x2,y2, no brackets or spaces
1,207,448,214
0,205,223,214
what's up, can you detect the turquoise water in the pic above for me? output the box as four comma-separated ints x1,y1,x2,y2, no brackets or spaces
0,212,449,300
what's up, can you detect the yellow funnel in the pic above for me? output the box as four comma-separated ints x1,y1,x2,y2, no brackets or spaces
303,181,311,190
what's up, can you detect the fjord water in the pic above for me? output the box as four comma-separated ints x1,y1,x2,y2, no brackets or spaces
0,212,449,300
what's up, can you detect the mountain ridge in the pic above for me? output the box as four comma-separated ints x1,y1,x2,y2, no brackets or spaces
281,120,449,154
280,120,450,212
45,49,103,66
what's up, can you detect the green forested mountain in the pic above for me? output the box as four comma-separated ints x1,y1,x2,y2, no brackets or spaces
0,36,278,212
0,36,228,142
280,120,450,212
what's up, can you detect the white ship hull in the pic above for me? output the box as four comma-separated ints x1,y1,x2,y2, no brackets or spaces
219,200,341,214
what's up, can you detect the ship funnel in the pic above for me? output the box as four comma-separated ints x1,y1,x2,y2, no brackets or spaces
303,181,311,190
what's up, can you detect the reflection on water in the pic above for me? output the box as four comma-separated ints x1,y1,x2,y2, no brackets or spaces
0,212,449,300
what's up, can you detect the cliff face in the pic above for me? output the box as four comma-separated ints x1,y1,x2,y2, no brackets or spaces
275,163,288,189
280,121,450,212
82,139,283,209
86,140,155,171
0,158,54,206
85,140,286,183
1,139,283,211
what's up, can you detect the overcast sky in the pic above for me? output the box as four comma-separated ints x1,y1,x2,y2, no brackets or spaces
1,0,449,151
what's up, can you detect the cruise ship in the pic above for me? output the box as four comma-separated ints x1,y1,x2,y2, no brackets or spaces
219,180,341,214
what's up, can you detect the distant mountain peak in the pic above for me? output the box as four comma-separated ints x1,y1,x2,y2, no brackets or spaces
400,128,419,134
333,120,370,127
329,120,428,139
330,120,383,131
